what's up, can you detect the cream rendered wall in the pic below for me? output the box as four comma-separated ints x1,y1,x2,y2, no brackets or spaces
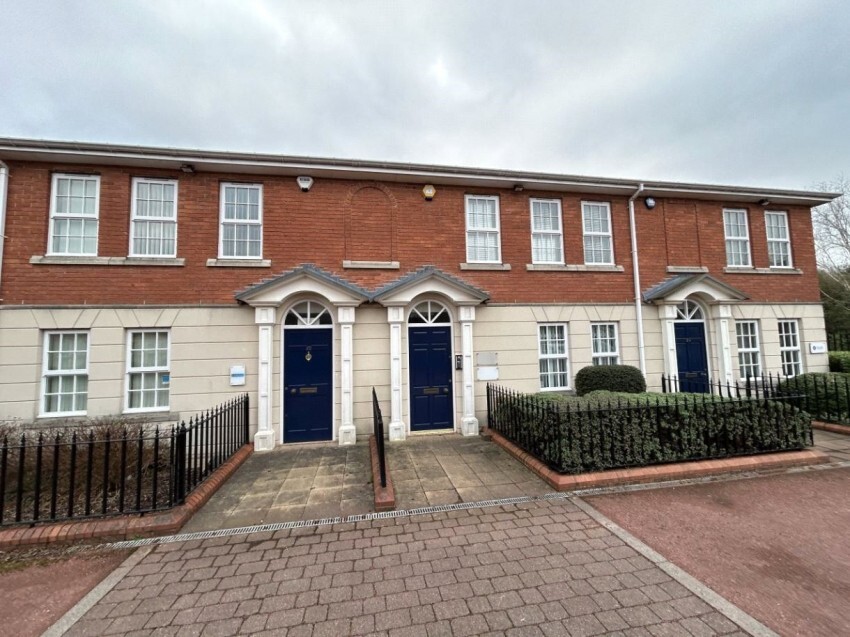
728,303,828,377
0,306,259,429
471,304,640,420
351,305,389,439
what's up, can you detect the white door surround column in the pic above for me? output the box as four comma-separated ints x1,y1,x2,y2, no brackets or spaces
713,304,734,385
254,306,276,452
338,306,357,445
459,305,479,437
387,305,406,441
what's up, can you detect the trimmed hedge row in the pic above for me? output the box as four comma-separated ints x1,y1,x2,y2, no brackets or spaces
775,372,850,425
829,352,850,373
488,386,812,474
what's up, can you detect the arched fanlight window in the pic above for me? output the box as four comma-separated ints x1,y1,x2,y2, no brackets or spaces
284,300,332,326
675,300,703,321
408,300,450,324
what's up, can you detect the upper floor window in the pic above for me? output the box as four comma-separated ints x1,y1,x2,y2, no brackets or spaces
220,183,262,258
765,211,792,268
582,202,613,265
130,178,178,257
49,174,99,256
42,331,89,416
538,323,570,390
591,323,619,365
735,320,761,379
778,320,802,377
465,195,501,263
126,330,170,412
724,209,751,267
530,199,564,264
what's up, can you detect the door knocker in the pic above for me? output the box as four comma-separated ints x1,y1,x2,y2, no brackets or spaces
305,346,312,362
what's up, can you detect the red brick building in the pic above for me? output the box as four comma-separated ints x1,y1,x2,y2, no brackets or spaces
0,138,837,448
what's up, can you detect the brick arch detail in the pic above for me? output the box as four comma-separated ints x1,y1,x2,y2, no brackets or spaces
344,182,398,262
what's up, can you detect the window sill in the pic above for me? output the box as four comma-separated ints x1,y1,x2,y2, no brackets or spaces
667,266,709,273
343,260,400,270
526,264,624,272
723,267,802,275
459,263,511,271
207,259,271,268
31,256,186,266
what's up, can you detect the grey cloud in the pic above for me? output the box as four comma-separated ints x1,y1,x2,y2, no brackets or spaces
1,0,848,190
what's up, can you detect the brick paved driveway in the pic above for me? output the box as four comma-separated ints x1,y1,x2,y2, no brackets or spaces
65,498,753,636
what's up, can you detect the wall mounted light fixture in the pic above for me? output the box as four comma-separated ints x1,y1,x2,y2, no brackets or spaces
644,197,656,209
422,184,436,201
180,164,195,174
297,176,314,192
758,198,771,206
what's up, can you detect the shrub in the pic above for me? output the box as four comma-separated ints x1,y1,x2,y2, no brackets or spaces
775,372,850,425
574,365,646,396
829,352,850,373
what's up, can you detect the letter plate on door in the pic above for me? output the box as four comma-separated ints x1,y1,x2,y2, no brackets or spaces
299,387,318,395
423,387,439,395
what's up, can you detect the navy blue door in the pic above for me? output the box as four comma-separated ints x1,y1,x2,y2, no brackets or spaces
284,329,333,442
409,326,453,431
674,323,709,393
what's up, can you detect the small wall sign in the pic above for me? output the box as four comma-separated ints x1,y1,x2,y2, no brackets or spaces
161,374,170,386
809,342,827,354
230,365,246,386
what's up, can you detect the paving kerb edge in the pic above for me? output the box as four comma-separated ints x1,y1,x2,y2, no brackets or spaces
41,545,153,637
572,496,778,637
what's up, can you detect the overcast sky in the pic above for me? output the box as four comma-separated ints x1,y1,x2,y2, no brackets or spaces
1,1,848,190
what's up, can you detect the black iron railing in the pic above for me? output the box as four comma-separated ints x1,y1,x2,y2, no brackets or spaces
0,394,249,526
372,388,387,488
828,332,850,352
487,383,811,475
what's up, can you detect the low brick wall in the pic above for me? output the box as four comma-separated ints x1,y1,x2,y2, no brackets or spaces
489,430,831,491
369,435,395,512
0,443,254,548
813,421,850,435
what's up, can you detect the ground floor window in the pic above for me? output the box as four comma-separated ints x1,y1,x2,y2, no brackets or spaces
735,320,761,379
591,323,619,365
538,323,569,390
126,330,170,411
42,331,89,415
778,320,802,377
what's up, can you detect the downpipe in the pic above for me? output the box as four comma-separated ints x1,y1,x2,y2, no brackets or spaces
628,184,647,375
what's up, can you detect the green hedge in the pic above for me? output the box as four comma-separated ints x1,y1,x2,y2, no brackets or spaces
775,372,850,425
574,365,646,396
488,386,812,474
829,352,850,373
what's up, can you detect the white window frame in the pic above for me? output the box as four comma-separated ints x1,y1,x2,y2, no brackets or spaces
218,182,263,259
125,330,171,413
591,323,620,366
464,195,502,264
735,320,762,380
47,173,100,256
778,320,803,377
129,177,179,258
530,198,564,265
723,208,752,268
40,330,89,417
538,323,570,391
765,211,793,268
581,201,614,265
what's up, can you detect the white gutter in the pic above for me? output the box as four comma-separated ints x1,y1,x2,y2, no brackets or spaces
628,184,646,376
0,161,7,292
